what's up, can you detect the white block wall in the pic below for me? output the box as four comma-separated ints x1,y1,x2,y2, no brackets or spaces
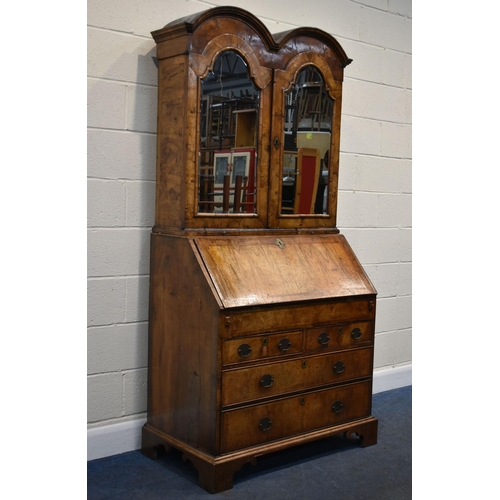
87,0,412,456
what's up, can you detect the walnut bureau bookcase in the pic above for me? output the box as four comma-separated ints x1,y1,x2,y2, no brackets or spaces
142,6,378,493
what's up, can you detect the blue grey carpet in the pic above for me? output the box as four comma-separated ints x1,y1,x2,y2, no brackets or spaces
88,385,411,499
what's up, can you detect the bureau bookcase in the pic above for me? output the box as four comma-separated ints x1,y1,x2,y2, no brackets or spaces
142,6,378,493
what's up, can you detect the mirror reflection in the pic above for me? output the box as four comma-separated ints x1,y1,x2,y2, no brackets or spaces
198,50,259,214
281,66,333,215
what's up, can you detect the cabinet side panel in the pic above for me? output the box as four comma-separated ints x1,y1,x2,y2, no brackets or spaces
155,55,188,229
147,234,220,454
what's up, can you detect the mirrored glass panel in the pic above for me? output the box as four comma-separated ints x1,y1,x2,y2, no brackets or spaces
198,50,260,214
281,66,333,215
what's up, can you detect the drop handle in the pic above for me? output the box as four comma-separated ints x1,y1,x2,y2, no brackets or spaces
351,327,362,340
333,361,345,374
259,417,272,431
278,338,291,352
332,400,344,413
318,331,330,345
260,374,274,388
237,343,252,358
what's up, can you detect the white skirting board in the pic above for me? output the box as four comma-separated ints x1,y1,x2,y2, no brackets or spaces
87,364,412,461
372,364,412,395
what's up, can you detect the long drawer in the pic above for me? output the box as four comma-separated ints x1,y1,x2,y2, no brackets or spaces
221,380,372,453
221,347,373,406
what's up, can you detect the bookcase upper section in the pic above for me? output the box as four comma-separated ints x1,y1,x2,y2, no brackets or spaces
151,6,351,233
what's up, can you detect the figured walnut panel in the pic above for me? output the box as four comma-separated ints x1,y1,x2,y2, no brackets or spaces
155,55,188,229
147,234,221,454
195,234,376,308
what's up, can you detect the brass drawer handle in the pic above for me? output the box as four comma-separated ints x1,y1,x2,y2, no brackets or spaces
318,331,330,345
278,338,291,352
351,327,362,340
237,343,252,358
332,400,344,413
333,361,345,374
259,417,272,431
260,374,274,388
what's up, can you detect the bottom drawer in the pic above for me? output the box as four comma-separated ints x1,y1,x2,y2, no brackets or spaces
220,380,372,453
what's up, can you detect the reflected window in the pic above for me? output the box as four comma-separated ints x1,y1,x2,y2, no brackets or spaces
281,66,333,215
198,51,259,214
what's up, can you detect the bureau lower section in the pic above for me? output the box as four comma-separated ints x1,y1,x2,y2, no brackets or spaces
143,229,378,494
143,297,377,493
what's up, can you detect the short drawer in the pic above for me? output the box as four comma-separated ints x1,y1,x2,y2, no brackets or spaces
221,380,372,453
305,321,373,352
222,330,303,366
221,347,373,406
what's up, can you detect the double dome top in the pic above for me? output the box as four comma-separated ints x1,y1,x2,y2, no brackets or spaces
152,6,352,68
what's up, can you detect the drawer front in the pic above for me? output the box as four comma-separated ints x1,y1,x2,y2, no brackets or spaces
305,321,374,353
221,380,372,453
221,347,373,406
224,299,375,338
223,330,303,366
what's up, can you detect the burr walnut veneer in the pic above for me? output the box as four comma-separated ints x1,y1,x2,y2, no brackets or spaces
142,7,378,493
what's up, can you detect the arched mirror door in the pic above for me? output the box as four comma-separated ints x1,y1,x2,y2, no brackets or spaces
198,50,260,215
281,66,334,216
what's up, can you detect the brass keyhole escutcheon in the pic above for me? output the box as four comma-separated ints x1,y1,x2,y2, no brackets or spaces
300,397,305,405
275,238,285,249
274,137,280,149
302,360,307,369
262,337,268,346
